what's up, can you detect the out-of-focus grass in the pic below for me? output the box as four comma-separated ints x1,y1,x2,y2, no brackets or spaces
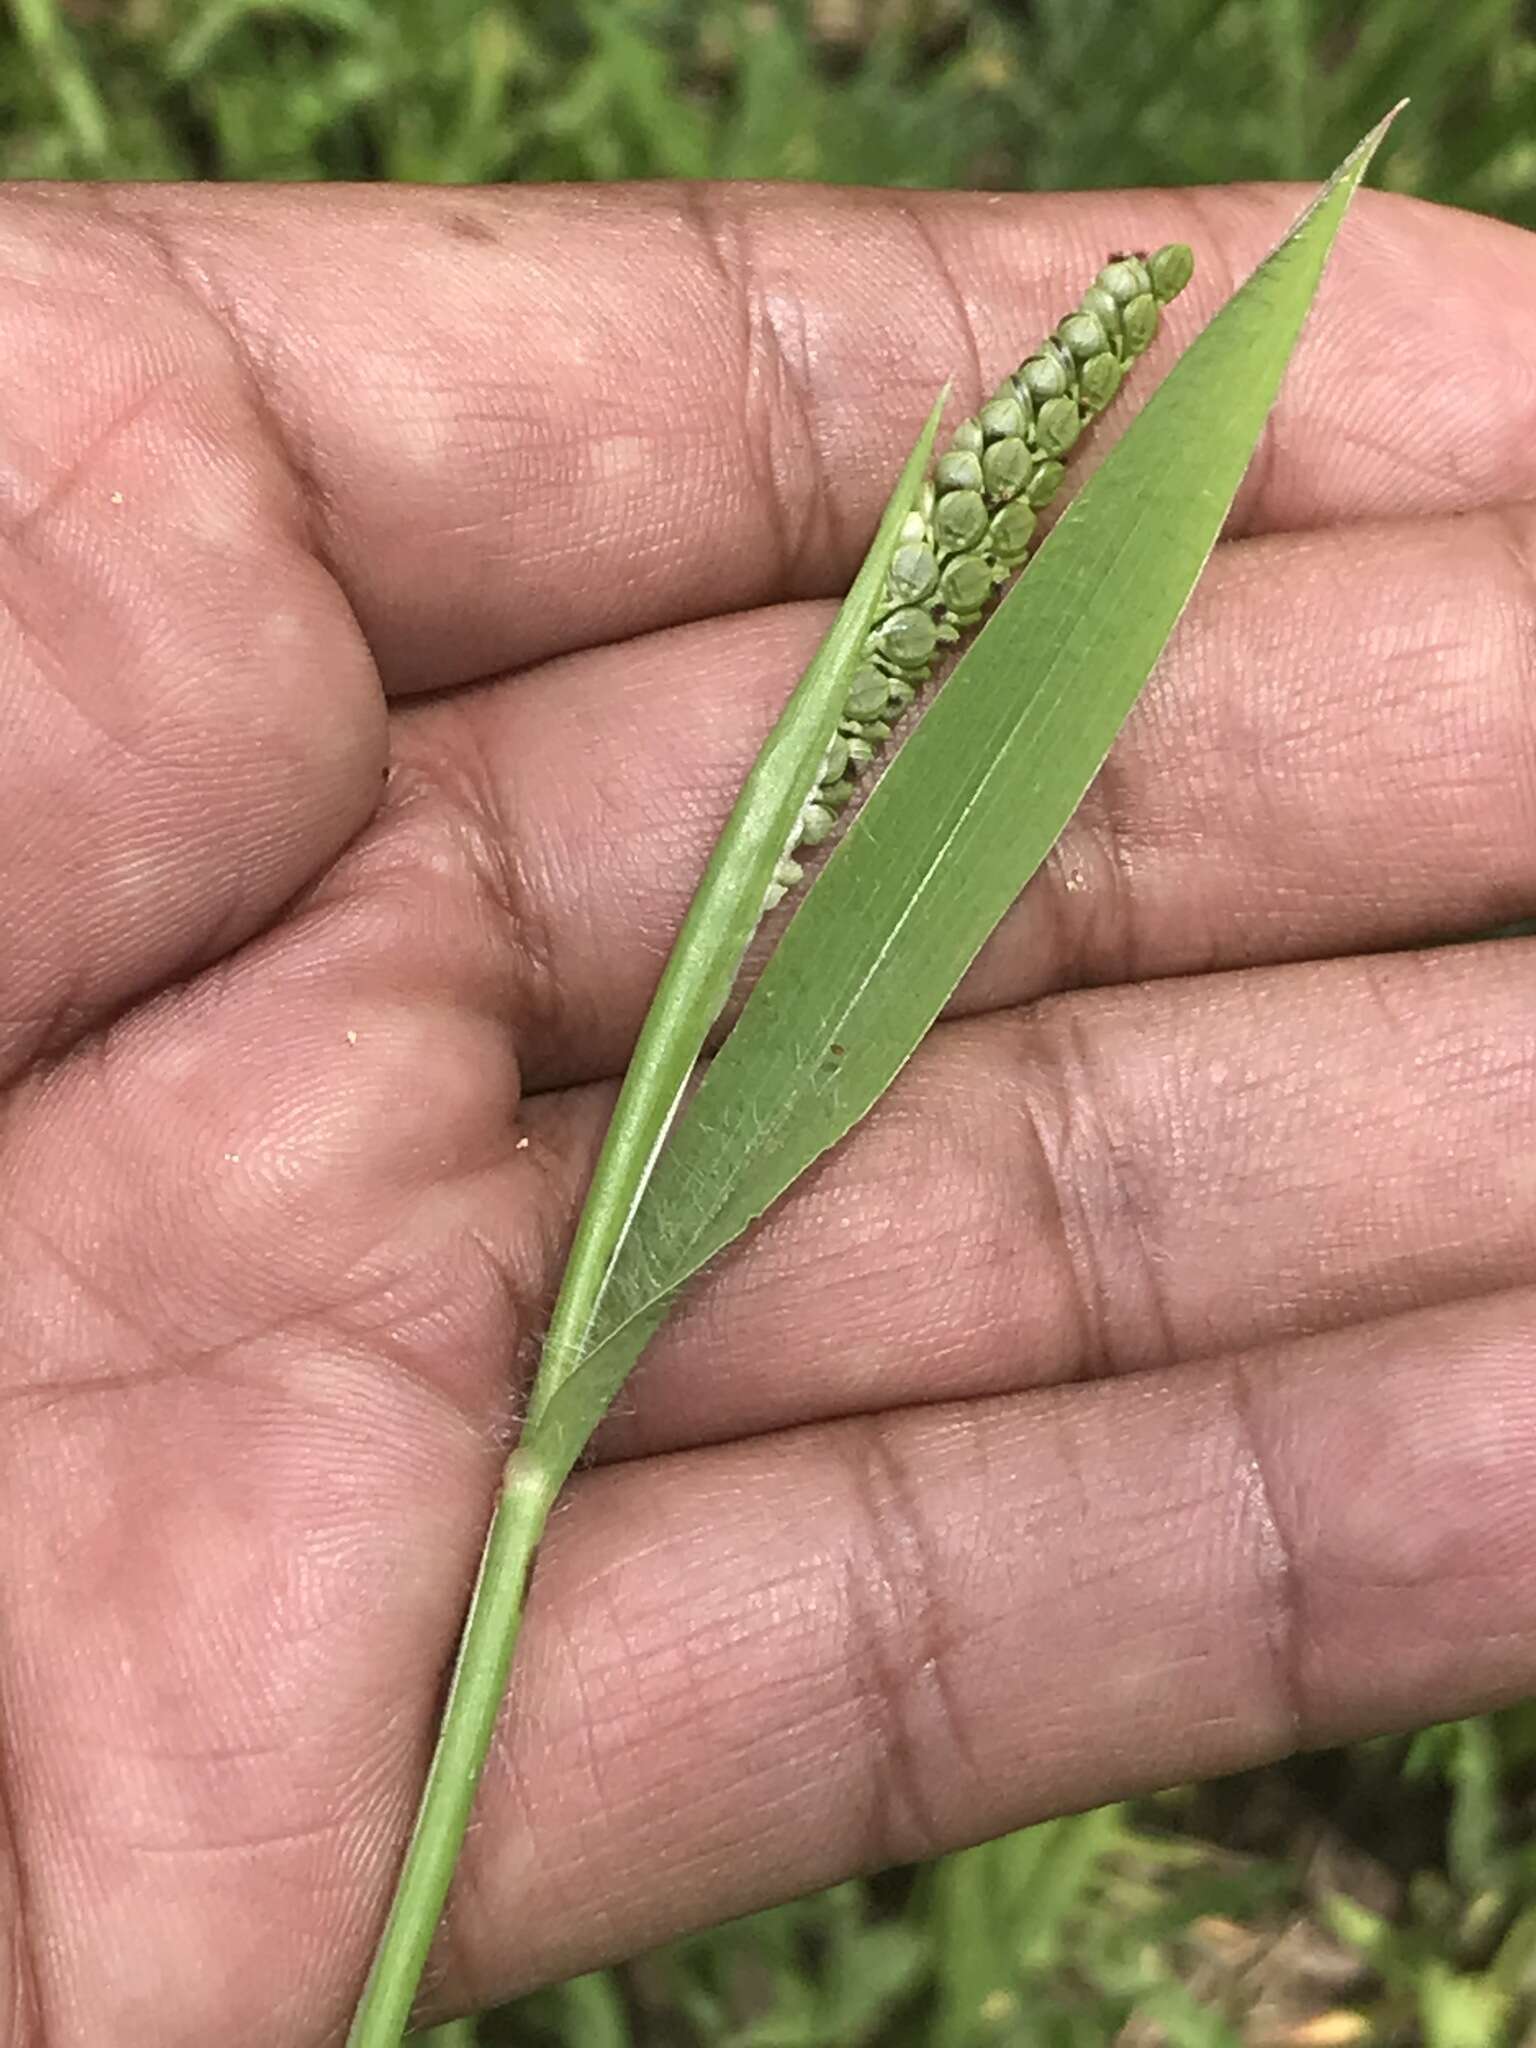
7,2,1534,2043
461,1709,1536,2045
5,0,1536,222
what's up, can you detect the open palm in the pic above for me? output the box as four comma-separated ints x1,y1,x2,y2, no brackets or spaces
2,179,1534,2045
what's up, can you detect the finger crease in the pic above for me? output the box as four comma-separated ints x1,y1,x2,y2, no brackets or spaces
1025,1003,1183,1378
900,199,985,410
1226,1356,1310,1749
0,1635,47,2048
1487,502,1536,852
836,1415,984,1871
86,190,344,585
684,187,841,597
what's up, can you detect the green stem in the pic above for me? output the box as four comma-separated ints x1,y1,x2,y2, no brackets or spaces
346,1449,558,2048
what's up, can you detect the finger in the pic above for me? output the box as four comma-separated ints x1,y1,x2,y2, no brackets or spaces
70,178,1536,688
403,502,1536,1091
434,1285,1536,2014
518,935,1536,1459
0,199,386,1083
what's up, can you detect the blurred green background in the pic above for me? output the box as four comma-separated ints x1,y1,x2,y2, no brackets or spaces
3,0,1535,215
6,2,1534,2043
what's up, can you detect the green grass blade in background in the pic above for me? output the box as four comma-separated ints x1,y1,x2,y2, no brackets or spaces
4,2,1528,223
10,0,109,165
527,112,1400,1473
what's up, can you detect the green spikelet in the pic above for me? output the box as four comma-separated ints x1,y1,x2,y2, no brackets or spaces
763,242,1195,910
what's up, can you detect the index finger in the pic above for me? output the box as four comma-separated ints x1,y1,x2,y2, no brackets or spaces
45,178,1536,688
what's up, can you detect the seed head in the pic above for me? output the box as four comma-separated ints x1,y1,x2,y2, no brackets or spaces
769,239,1195,910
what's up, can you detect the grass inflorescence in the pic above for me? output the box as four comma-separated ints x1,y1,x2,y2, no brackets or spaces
769,243,1194,910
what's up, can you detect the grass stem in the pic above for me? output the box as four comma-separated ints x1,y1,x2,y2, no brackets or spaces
346,1450,558,2048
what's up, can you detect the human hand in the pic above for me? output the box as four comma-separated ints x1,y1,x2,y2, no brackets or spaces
2,179,1533,2044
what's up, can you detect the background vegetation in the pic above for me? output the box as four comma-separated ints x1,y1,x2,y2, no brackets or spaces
5,1,1534,2041
2,0,1534,220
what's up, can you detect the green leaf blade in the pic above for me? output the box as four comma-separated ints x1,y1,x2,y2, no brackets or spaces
531,113,1400,1463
